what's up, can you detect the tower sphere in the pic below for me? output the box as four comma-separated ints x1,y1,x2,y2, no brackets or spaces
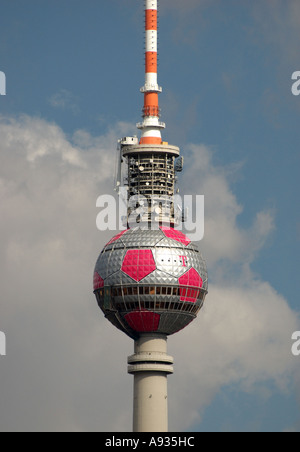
94,226,208,340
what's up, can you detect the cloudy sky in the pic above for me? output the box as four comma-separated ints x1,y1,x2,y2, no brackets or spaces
0,0,299,432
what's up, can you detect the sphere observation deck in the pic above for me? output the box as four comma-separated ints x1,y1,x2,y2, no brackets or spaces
94,226,208,340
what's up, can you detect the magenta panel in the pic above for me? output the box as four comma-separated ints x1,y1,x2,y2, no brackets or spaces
93,272,104,290
178,268,203,302
160,226,191,246
121,249,156,282
125,310,160,332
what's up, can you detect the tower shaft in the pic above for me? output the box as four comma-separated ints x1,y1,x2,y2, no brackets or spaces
128,334,174,432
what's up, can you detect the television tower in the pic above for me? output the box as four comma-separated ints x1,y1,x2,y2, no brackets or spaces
93,0,208,432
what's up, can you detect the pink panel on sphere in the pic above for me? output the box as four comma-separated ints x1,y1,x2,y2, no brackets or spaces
178,268,203,303
125,310,160,332
93,272,104,290
160,226,191,246
121,249,156,281
105,229,129,246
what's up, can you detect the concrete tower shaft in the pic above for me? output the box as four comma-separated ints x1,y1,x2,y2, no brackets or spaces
128,334,173,432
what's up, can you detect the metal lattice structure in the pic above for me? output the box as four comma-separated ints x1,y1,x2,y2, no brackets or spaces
122,143,180,224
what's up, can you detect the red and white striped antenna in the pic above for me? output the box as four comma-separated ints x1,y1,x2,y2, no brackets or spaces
137,0,165,145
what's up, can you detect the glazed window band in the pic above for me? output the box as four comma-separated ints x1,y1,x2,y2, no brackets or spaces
95,285,207,315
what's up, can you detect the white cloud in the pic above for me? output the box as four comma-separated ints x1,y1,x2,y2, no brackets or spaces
0,115,135,431
48,89,80,115
168,142,299,430
169,279,299,430
181,144,275,268
0,115,298,432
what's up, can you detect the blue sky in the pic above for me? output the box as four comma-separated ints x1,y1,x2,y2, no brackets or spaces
0,0,299,432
